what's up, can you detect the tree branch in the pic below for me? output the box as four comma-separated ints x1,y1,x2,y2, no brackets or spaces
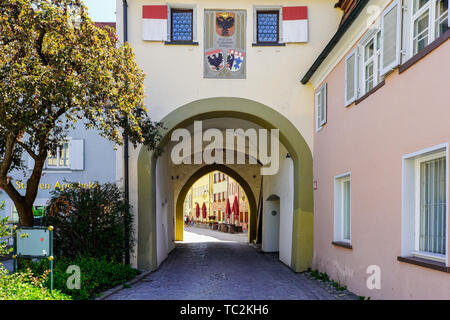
16,139,37,160
0,133,17,183
36,28,49,65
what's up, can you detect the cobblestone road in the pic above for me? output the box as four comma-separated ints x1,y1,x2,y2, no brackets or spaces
107,227,358,300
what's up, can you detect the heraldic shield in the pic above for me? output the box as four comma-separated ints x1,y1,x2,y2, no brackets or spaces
206,49,225,71
226,50,245,72
216,12,235,37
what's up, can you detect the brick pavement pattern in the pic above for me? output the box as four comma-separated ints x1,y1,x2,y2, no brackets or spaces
107,227,358,300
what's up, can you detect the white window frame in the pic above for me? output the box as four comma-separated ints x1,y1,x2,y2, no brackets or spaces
315,83,327,132
407,0,449,59
253,5,283,45
45,139,71,169
402,143,449,266
413,150,447,261
167,3,197,43
334,172,351,244
360,29,383,94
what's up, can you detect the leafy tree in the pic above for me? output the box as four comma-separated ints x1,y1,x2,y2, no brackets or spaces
0,0,163,226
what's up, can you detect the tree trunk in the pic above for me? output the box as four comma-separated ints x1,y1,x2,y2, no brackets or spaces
16,201,34,227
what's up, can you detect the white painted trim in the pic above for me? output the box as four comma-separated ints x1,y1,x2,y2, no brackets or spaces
412,250,446,263
402,142,449,160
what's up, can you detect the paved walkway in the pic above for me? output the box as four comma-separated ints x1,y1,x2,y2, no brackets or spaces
107,227,358,300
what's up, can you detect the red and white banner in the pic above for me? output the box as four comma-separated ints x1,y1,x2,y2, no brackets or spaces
282,6,308,43
142,5,167,41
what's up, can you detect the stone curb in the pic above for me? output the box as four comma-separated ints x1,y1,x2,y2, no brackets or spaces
95,269,153,300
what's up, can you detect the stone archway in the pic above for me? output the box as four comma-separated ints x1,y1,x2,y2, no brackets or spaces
175,164,258,244
137,97,313,272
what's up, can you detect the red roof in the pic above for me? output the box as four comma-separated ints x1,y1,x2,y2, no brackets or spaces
335,0,360,26
94,22,116,30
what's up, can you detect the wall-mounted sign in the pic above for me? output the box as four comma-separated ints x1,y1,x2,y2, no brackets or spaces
13,226,54,291
16,227,51,257
204,10,246,79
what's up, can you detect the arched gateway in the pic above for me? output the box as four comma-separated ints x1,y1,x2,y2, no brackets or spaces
137,97,313,272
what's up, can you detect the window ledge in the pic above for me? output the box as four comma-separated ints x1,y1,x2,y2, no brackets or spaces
252,43,286,47
397,256,450,273
399,29,450,74
332,241,353,249
164,41,199,46
355,80,385,105
42,169,72,174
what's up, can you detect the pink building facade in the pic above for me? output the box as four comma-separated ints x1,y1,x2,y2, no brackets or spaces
304,0,450,299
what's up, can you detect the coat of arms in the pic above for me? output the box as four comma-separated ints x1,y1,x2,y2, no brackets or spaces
226,50,245,72
206,49,224,71
216,12,235,37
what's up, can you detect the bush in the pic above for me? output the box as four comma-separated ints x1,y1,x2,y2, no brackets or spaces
24,256,140,300
43,182,134,261
0,216,12,258
0,266,70,300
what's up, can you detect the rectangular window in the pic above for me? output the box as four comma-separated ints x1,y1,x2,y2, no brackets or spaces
416,153,447,256
363,31,383,93
402,144,448,263
170,8,193,43
47,141,70,168
315,83,327,131
411,0,448,56
256,10,280,44
334,174,351,243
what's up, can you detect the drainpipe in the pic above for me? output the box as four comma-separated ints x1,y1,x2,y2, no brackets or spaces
123,0,130,265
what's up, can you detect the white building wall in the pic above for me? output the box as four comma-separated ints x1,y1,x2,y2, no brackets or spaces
262,144,294,266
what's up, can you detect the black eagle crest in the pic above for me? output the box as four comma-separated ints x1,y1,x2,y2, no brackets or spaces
207,52,223,71
216,16,235,36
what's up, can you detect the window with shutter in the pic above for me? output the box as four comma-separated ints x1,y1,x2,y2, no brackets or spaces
46,140,70,169
380,0,402,75
345,49,358,106
315,83,327,131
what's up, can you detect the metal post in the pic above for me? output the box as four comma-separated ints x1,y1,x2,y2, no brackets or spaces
49,226,54,293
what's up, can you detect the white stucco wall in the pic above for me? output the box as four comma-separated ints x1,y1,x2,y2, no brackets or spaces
155,150,176,266
262,144,294,266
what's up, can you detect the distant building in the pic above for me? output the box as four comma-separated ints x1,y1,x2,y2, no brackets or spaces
0,22,118,223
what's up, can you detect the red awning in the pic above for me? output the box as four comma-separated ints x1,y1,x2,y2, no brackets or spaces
225,198,231,219
195,203,200,218
202,202,207,219
232,196,239,219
